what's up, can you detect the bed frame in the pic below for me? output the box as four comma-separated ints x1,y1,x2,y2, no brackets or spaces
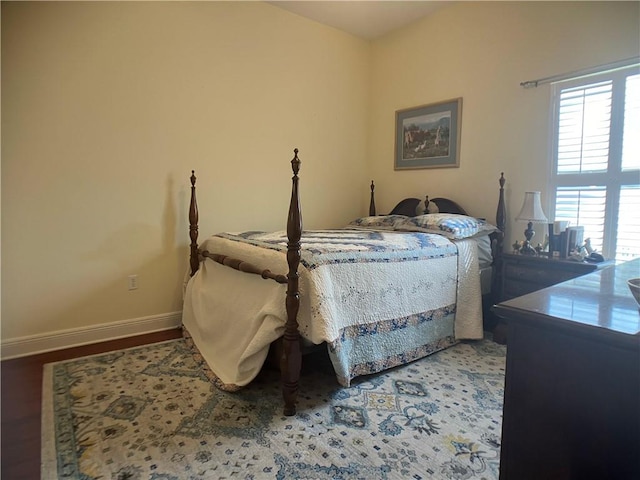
188,149,506,416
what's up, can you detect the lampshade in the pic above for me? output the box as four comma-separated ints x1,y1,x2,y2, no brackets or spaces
516,191,548,223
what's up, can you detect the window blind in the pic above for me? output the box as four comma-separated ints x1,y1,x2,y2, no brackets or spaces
616,185,640,262
622,74,640,171
555,187,606,252
557,81,611,174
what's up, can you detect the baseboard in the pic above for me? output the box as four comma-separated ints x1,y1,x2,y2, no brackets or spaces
1,311,182,360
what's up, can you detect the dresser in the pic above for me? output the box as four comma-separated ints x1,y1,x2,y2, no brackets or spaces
493,258,640,480
493,254,610,343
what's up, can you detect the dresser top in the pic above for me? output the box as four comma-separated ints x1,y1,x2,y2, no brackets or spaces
495,258,640,337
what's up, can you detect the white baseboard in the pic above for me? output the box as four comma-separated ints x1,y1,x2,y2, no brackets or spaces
1,311,182,360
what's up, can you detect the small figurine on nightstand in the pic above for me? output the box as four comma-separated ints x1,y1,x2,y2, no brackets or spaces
512,240,522,254
535,243,544,256
584,238,594,255
567,251,585,262
581,238,605,263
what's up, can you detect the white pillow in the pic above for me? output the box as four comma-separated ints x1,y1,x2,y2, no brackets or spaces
396,213,498,239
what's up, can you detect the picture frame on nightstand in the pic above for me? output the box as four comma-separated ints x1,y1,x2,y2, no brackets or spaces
566,226,584,257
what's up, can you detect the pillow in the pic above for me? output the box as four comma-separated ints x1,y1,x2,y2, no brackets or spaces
397,213,498,239
348,215,408,230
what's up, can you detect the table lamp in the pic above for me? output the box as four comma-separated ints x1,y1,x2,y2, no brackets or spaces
516,191,548,255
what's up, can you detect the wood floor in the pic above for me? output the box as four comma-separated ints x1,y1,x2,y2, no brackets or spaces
1,328,183,480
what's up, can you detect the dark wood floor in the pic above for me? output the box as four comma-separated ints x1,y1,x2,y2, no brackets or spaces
1,328,183,480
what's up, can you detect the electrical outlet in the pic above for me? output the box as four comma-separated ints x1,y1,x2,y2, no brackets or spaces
128,275,138,291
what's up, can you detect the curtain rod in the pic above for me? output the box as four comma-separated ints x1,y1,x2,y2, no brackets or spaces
520,56,640,89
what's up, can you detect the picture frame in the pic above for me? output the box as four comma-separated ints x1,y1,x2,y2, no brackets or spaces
394,98,462,170
565,226,585,257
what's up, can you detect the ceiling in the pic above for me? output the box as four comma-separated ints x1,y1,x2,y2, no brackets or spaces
267,1,449,40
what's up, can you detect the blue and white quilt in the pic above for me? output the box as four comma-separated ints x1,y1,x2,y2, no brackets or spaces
182,229,484,389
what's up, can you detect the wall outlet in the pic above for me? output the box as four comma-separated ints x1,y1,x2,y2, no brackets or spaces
128,274,138,290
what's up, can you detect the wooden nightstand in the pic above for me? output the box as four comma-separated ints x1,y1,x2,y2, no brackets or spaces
492,253,611,343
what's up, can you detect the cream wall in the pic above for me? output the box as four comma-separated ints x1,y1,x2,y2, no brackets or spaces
1,1,370,344
368,1,640,249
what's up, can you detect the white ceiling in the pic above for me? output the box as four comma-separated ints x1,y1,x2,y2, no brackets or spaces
267,1,449,40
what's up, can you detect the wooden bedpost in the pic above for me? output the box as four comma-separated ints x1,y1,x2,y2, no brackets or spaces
495,172,506,254
369,181,376,216
490,172,506,298
189,170,200,277
282,148,303,416
489,172,508,343
489,172,506,261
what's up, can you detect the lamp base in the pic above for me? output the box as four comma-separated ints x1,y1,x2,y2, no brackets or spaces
520,222,537,255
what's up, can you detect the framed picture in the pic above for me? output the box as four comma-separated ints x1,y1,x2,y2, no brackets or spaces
394,98,462,170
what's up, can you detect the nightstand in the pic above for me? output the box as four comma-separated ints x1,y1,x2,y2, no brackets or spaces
492,253,611,343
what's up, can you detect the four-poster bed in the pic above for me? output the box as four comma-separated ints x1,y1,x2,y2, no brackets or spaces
184,149,506,416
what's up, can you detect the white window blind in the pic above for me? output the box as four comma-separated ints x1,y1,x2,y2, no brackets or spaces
616,185,640,262
622,74,640,171
551,66,640,262
554,187,606,250
557,82,611,174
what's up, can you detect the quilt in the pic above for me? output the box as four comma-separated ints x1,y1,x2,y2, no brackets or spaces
182,229,484,390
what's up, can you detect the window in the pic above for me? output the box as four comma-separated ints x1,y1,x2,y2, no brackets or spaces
550,65,640,262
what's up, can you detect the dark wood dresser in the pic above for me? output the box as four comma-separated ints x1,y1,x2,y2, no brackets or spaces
493,254,612,343
493,258,640,480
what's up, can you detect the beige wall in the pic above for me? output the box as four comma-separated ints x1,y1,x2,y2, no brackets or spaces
2,1,639,346
369,1,639,249
1,1,370,341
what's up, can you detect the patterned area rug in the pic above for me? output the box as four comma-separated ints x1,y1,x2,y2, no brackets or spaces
42,338,506,480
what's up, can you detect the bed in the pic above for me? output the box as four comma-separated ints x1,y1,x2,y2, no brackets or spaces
183,149,506,416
